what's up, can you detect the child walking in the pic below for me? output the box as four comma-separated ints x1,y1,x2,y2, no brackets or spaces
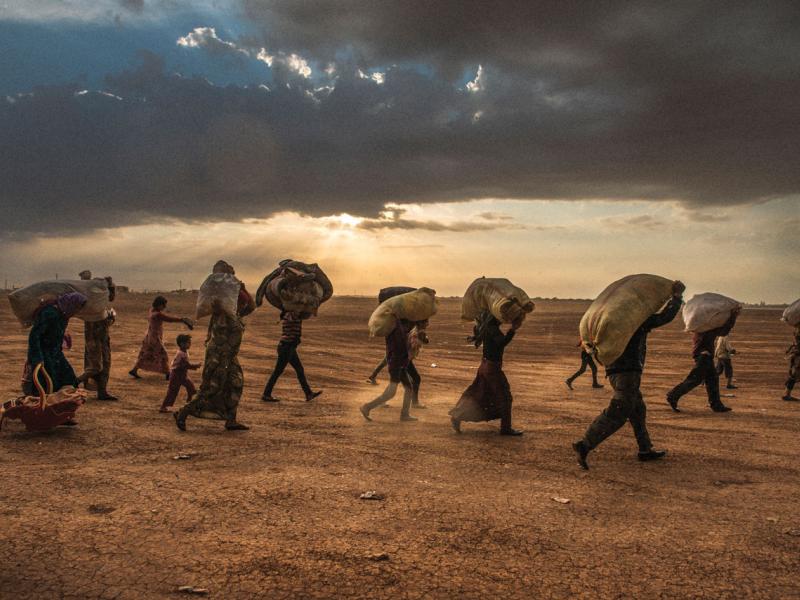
160,334,200,413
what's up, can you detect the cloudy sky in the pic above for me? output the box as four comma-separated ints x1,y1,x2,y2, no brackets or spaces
0,1,797,301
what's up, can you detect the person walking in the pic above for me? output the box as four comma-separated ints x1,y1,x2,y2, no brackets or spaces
261,310,322,402
175,260,255,431
76,270,118,400
130,296,193,379
360,319,420,422
160,334,200,413
448,311,525,436
666,306,741,413
714,335,737,390
565,339,603,390
573,281,684,470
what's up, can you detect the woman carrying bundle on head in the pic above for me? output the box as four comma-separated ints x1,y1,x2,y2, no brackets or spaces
129,295,193,380
22,292,87,399
449,310,525,436
175,260,255,432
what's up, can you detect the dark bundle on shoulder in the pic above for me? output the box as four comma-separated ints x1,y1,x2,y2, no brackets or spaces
255,259,333,318
378,286,416,305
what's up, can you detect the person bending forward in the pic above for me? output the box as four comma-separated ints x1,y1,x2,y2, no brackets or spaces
573,281,684,470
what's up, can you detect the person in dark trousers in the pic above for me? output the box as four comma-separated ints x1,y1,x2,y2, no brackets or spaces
76,270,118,401
160,334,200,413
666,306,741,413
782,325,800,402
367,323,429,409
360,319,420,422
573,281,684,470
448,311,525,436
261,310,322,402
565,339,603,389
714,335,737,389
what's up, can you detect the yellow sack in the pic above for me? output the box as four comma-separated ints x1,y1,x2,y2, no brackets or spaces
461,277,535,323
579,274,674,366
368,287,438,337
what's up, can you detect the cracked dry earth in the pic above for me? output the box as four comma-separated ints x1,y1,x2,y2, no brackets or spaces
1,294,798,599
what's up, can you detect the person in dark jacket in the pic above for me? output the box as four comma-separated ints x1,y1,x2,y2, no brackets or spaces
448,311,525,435
261,310,322,402
783,325,800,402
565,339,603,389
573,281,684,470
666,306,741,413
367,323,429,408
360,319,420,422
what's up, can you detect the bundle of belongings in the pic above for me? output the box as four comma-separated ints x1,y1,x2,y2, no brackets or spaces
9,278,112,327
369,287,438,337
781,298,800,327
196,272,243,320
1,364,87,432
255,259,333,318
579,274,674,366
682,293,742,332
461,277,534,324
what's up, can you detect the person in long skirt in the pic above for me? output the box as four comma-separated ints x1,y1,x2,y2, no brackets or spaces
449,311,525,436
175,260,255,431
129,296,193,379
23,292,88,397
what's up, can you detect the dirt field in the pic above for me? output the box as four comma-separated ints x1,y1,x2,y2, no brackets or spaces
1,293,798,599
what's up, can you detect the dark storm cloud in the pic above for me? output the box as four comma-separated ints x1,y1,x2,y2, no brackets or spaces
119,0,145,12
1,1,799,234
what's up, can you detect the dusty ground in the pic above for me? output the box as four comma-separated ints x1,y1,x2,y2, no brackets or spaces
0,292,798,599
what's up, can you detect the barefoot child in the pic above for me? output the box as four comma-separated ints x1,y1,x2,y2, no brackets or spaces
160,334,200,412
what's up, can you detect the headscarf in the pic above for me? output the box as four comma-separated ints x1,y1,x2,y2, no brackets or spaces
56,292,87,318
467,310,498,348
213,260,235,275
78,270,92,280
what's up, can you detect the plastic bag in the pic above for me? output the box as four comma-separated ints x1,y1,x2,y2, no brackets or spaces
8,279,111,327
682,293,741,332
579,274,674,366
782,299,800,327
196,273,241,319
461,277,535,323
368,287,438,337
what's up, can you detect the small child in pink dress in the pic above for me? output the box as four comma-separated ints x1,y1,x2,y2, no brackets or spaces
159,334,200,413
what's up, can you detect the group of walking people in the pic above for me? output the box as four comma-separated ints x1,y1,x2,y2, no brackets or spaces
20,266,800,470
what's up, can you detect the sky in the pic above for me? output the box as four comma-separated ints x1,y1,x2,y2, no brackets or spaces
0,1,797,302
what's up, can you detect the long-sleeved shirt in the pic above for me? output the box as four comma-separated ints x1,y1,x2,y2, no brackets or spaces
386,320,410,372
279,312,303,343
692,311,738,357
482,322,516,363
170,349,194,372
606,296,683,375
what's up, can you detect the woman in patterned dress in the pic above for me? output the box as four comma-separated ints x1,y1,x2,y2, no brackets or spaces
175,261,255,431
129,296,193,379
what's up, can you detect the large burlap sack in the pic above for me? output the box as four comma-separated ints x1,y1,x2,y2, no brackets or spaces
461,277,535,323
196,273,241,319
579,274,674,366
255,259,333,315
682,293,741,333
9,279,111,327
782,299,800,327
368,287,438,337
378,286,416,304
